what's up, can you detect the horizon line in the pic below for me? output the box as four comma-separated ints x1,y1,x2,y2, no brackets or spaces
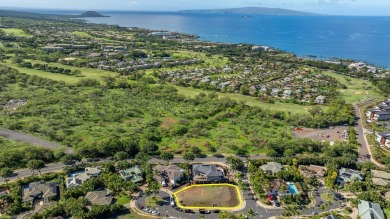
0,6,390,17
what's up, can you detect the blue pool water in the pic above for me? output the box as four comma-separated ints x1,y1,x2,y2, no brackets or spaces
68,171,84,177
288,182,299,195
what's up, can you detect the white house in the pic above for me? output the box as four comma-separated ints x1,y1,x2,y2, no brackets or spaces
376,132,390,148
367,110,390,122
154,164,185,186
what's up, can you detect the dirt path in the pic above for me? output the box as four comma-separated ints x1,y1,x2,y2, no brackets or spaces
0,128,73,153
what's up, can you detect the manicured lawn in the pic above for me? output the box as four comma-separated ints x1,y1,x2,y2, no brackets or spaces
116,193,132,205
145,196,163,207
322,71,385,104
6,60,117,83
174,184,241,209
320,193,335,202
174,85,316,113
1,28,30,37
73,31,93,38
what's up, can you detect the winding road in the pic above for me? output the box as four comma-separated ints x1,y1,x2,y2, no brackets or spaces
0,128,73,154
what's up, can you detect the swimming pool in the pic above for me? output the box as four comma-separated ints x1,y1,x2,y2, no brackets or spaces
68,171,84,177
288,182,299,195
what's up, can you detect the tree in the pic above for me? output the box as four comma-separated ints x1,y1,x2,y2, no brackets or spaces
147,181,161,199
226,156,244,172
183,152,195,181
183,152,195,163
247,208,255,219
27,159,45,175
0,167,14,184
114,151,128,161
160,151,174,163
73,69,82,77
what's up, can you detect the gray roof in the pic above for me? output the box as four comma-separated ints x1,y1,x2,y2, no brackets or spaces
378,132,390,140
22,181,58,202
338,168,364,183
358,200,385,219
192,164,223,178
85,189,114,206
261,162,283,174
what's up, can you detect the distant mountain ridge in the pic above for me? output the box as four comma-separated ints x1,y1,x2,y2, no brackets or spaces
179,7,320,16
0,10,109,19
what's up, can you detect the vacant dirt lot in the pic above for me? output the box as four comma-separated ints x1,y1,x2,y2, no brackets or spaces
294,126,349,143
175,185,240,208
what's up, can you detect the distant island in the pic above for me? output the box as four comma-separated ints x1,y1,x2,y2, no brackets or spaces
79,11,108,18
0,10,109,19
179,7,320,16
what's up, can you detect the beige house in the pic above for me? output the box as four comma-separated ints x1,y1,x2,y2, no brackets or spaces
371,170,390,186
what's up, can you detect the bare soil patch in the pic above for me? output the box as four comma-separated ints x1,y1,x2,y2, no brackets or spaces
175,185,240,208
294,126,349,142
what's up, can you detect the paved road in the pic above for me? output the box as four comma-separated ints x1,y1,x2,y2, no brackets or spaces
301,187,344,216
354,106,371,163
135,184,283,219
0,128,73,154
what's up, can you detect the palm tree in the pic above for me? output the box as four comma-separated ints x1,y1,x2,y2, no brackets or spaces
247,208,255,219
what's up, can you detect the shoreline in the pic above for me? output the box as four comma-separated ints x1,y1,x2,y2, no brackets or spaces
83,13,390,69
83,15,389,70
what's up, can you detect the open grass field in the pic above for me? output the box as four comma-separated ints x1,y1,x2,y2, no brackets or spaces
1,28,30,37
174,86,316,113
6,60,117,84
385,208,390,219
73,31,93,38
322,71,385,104
174,184,242,210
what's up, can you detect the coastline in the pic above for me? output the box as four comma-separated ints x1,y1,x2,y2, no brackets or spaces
83,13,390,69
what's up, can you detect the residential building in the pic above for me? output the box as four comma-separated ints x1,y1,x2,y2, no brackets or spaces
358,200,385,219
66,167,102,188
367,110,390,122
385,191,390,200
376,132,390,148
261,162,284,175
265,179,285,196
22,181,58,203
337,168,364,186
299,165,326,178
314,95,326,104
85,189,114,206
119,166,144,183
371,170,390,186
85,167,102,177
192,164,224,182
154,164,184,186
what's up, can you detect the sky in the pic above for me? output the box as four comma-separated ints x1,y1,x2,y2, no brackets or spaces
0,0,389,16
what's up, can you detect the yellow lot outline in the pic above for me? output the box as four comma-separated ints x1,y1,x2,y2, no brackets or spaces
173,183,243,211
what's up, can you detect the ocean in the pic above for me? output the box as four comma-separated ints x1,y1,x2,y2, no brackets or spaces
81,12,390,68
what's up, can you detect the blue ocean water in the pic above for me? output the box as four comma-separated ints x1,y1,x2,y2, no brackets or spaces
84,12,390,67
